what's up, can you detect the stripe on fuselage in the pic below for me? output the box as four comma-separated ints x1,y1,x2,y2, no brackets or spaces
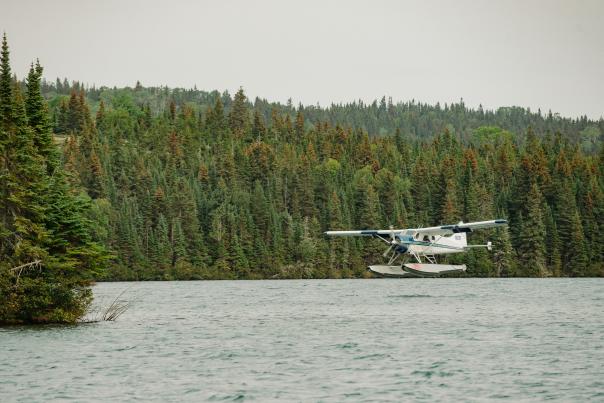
405,240,464,251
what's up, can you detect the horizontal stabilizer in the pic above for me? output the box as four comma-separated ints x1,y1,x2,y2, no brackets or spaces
465,241,493,251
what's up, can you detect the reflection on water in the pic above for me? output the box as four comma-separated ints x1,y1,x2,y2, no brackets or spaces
1,279,603,401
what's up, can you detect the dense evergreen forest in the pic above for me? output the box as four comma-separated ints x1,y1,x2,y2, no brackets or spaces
2,35,604,317
38,76,604,280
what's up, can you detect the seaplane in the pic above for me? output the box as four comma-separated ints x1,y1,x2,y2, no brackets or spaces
325,219,507,277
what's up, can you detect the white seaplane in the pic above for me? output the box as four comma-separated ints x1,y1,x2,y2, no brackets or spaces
325,219,507,277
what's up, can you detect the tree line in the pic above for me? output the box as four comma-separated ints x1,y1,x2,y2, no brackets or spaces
42,79,604,280
43,80,604,154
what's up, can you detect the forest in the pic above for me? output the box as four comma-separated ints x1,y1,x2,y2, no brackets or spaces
41,79,604,280
1,33,604,323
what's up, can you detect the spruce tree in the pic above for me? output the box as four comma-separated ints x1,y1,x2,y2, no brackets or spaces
0,33,12,128
0,38,108,324
411,155,433,226
327,190,348,276
251,110,266,140
492,225,514,277
517,183,547,277
25,61,58,172
554,181,588,276
440,178,460,224
295,111,304,138
229,88,248,135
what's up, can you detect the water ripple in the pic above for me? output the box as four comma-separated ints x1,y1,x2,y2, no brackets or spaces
1,278,603,401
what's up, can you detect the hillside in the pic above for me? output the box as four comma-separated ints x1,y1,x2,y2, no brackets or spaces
39,80,604,279
43,80,604,151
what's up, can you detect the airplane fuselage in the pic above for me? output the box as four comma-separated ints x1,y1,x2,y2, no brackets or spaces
395,232,467,256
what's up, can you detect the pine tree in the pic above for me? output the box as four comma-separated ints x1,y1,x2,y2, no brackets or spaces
171,217,187,267
87,149,106,198
171,177,206,266
544,205,562,276
554,180,588,276
492,225,514,277
464,171,495,275
0,33,12,128
169,99,176,121
96,99,106,129
295,111,304,138
206,97,226,133
66,90,85,133
374,168,397,224
154,213,171,271
579,175,604,274
61,134,81,188
229,88,248,135
517,183,547,277
1,84,49,270
251,110,266,140
411,154,433,226
440,178,460,224
327,190,348,276
353,167,378,228
1,39,108,324
25,61,58,171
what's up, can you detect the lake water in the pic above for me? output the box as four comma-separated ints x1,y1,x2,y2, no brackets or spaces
1,279,603,401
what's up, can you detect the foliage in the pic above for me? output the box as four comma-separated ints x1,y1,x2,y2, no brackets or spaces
33,76,604,279
0,36,109,325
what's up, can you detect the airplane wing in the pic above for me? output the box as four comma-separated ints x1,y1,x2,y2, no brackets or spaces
324,229,404,237
325,219,507,237
412,219,508,235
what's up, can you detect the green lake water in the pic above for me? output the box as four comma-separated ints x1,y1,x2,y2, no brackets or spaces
1,279,603,401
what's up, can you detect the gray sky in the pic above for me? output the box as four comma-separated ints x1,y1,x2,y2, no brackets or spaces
1,0,603,119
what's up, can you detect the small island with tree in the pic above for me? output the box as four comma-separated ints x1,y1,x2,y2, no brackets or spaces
0,35,108,324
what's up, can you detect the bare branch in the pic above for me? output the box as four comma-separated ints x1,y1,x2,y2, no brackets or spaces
10,260,42,286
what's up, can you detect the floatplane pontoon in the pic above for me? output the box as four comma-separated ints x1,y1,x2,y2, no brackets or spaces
325,219,507,277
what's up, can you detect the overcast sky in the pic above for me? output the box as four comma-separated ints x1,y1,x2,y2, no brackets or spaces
1,0,603,119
